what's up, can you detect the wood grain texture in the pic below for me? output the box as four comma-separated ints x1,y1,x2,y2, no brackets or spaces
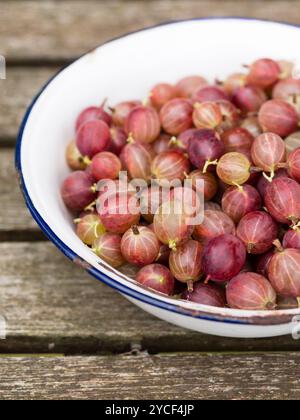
2,1,300,62
0,353,299,400
1,67,59,142
0,241,299,353
0,149,42,237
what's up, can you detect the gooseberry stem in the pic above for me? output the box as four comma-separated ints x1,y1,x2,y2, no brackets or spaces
73,218,82,224
203,159,218,174
169,240,177,251
187,280,194,293
83,156,92,166
273,239,284,253
84,200,96,212
132,225,140,235
263,171,275,183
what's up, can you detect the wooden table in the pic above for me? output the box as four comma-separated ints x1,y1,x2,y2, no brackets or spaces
1,0,300,400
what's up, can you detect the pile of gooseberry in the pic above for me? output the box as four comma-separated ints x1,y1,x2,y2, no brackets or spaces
61,57,300,311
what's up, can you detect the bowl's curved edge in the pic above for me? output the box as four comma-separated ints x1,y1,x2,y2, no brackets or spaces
15,16,300,328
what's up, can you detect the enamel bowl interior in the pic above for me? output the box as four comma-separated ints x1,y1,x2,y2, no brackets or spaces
17,18,300,336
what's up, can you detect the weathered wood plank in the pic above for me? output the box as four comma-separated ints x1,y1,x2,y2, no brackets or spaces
2,1,300,62
0,241,300,353
0,353,299,400
1,67,59,142
0,149,43,237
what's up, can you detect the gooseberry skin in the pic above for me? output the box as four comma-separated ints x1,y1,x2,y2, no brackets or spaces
277,295,300,310
237,211,278,255
136,264,175,296
251,133,286,175
120,142,154,182
217,152,251,186
217,100,240,131
188,170,218,201
148,223,171,264
61,171,96,211
121,226,160,266
247,58,281,88
151,151,190,185
255,250,274,277
150,83,177,109
268,248,300,297
97,192,140,234
222,185,262,223
125,106,161,144
287,147,300,182
182,283,226,308
111,100,141,127
109,127,127,155
256,168,288,198
193,85,229,103
66,141,86,171
223,73,247,97
283,229,300,250
76,214,106,246
233,85,267,113
93,233,125,268
176,75,208,98
193,102,222,130
153,134,172,154
193,210,235,245
258,99,299,137
272,77,300,100
227,272,277,310
76,120,111,158
222,127,254,154
169,240,203,286
153,200,194,251
160,98,194,135
285,131,300,154
139,185,170,223
91,151,121,181
188,129,225,172
265,177,300,224
75,104,112,131
241,116,262,138
202,234,246,282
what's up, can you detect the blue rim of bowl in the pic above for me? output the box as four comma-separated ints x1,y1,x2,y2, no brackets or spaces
15,17,300,326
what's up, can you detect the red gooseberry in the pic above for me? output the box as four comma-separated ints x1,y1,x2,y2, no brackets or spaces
247,58,281,88
121,225,160,266
237,211,278,255
66,140,86,171
93,232,125,268
75,101,112,131
285,131,300,155
240,116,262,138
182,282,226,308
287,147,300,182
136,264,175,295
151,151,190,185
125,106,161,144
193,209,235,245
193,102,222,130
283,228,300,250
120,141,154,182
272,77,300,100
188,129,225,173
61,171,97,211
277,296,300,310
255,250,275,278
160,98,194,135
188,170,218,202
176,75,208,98
258,99,299,137
76,120,111,158
153,133,172,154
169,240,203,290
251,132,286,180
153,200,194,251
97,192,140,234
256,168,288,198
265,177,300,225
222,127,254,154
76,214,106,245
111,100,141,127
222,73,247,97
268,241,300,297
193,85,229,103
91,151,121,181
227,272,277,310
217,152,251,186
148,223,171,264
109,127,127,155
139,185,170,223
202,234,247,282
233,85,267,114
217,100,240,131
150,83,177,109
222,184,262,223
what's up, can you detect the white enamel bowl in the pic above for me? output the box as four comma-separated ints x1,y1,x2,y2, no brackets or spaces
16,18,300,338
